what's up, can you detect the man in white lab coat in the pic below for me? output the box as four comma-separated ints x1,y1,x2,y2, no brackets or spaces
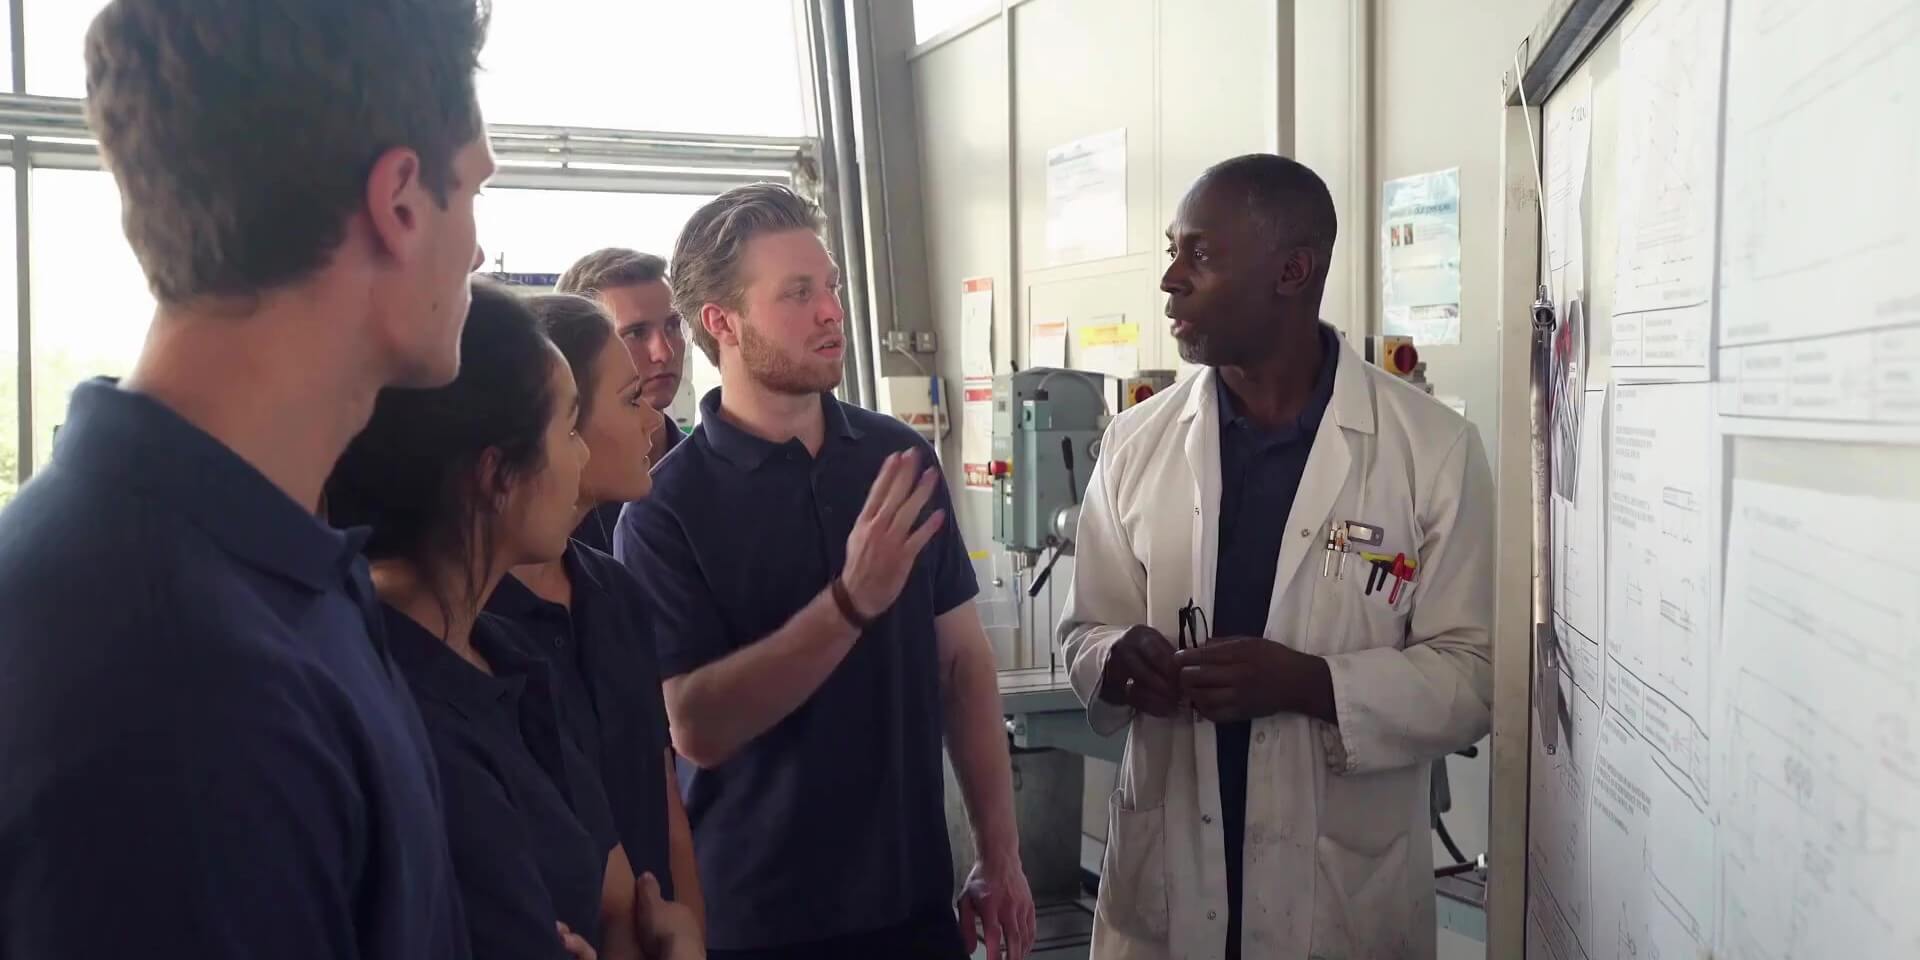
1060,154,1494,960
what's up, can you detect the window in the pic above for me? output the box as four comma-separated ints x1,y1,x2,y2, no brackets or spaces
0,169,17,506
24,0,98,97
29,0,815,133
913,0,998,44
478,0,809,135
28,169,155,470
474,187,723,415
477,188,711,279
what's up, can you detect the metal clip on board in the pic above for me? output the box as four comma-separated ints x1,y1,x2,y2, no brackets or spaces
1530,284,1562,756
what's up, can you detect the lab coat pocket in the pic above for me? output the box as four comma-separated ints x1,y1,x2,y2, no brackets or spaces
1096,793,1170,942
1312,552,1416,657
1310,831,1415,960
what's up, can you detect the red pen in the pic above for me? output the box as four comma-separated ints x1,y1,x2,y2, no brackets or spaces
1389,553,1410,604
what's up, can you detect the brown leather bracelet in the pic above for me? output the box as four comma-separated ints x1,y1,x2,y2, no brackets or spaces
829,578,872,630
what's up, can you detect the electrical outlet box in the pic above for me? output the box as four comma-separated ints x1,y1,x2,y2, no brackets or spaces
913,330,939,353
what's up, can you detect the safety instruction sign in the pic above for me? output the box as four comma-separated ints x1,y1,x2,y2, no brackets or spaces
961,376,995,491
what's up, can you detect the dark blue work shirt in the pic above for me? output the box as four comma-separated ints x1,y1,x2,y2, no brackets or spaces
575,425,682,553
385,606,618,960
0,380,465,960
616,389,978,951
487,541,675,898
1211,326,1338,960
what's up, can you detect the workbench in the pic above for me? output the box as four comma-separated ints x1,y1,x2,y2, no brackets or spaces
998,665,1123,763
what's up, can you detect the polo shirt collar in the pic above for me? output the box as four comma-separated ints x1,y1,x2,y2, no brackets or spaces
55,378,360,592
491,542,606,621
1216,324,1340,446
383,607,539,718
697,387,866,472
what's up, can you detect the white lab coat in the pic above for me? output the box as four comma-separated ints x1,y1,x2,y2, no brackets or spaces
1059,331,1494,960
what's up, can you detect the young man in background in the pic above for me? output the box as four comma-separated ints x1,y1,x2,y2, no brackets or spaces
558,247,686,552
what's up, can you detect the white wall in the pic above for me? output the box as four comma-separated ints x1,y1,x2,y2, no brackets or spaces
911,0,1282,645
1292,0,1365,339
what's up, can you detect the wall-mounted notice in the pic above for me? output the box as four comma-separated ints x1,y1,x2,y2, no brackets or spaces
961,277,994,378
1715,479,1920,960
1045,129,1128,266
1381,167,1463,345
1606,381,1715,764
1545,74,1594,295
961,376,995,491
1074,319,1139,378
1553,388,1607,662
1715,0,1920,442
1610,0,1723,378
1593,381,1719,960
1030,316,1069,369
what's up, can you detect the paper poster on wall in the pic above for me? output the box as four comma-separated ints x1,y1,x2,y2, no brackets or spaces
1030,317,1069,369
1074,319,1139,378
1551,298,1590,502
961,278,993,378
1545,74,1594,294
1714,0,1920,442
1381,167,1463,345
1045,129,1128,266
1610,0,1722,378
960,376,995,491
1604,381,1715,800
1713,480,1920,960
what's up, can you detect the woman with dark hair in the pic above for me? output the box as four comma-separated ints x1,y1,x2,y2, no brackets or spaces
487,293,706,931
327,280,701,960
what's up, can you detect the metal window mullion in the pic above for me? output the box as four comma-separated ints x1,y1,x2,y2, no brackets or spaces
12,0,31,486
0,95,822,179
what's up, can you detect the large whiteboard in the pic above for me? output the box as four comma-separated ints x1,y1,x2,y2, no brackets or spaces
1524,1,1920,958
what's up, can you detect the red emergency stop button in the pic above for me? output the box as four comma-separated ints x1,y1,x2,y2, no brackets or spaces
988,460,1011,478
1131,384,1156,405
1391,343,1419,375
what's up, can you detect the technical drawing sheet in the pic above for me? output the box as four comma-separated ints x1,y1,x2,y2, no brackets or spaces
1605,381,1715,785
1715,480,1920,960
1716,0,1920,441
1529,667,1602,959
1553,388,1608,691
1609,0,1723,378
1589,381,1717,960
1532,387,1610,960
1545,74,1593,298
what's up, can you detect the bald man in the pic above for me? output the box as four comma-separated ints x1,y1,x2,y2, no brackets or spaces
1060,154,1494,959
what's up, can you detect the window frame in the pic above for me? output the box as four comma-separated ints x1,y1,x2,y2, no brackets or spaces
0,87,825,491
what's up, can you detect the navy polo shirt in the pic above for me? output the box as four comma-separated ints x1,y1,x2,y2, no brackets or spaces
1211,326,1337,960
0,380,465,960
575,425,682,554
615,389,978,951
384,606,618,960
487,541,675,898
